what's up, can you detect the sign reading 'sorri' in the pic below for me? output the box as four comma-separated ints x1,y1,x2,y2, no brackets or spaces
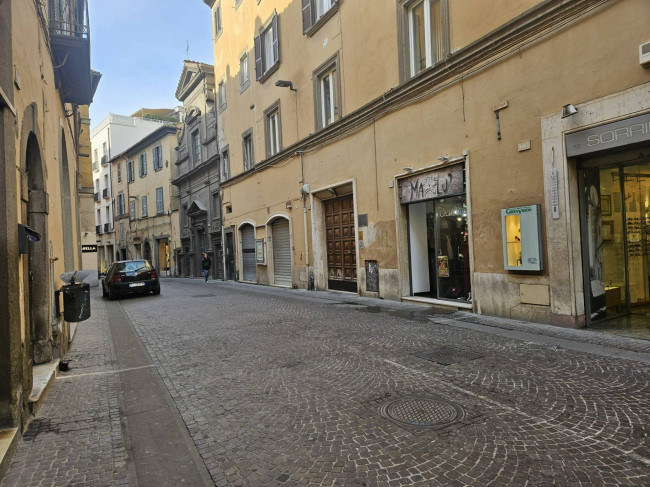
400,164,464,203
566,112,650,157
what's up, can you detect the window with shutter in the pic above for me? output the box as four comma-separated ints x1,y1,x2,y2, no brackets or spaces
254,13,280,82
156,188,164,214
303,0,339,36
142,196,148,217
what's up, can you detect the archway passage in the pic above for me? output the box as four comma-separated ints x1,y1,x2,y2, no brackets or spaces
25,132,52,364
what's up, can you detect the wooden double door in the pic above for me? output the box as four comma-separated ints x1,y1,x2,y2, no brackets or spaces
325,194,357,292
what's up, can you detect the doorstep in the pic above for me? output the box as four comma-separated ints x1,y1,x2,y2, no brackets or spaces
28,359,59,417
402,296,474,310
0,427,18,479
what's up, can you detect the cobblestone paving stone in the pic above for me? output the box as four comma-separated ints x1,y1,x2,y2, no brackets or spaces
0,294,129,487
120,279,650,486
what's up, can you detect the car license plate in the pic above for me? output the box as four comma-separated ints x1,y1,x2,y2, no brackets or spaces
129,282,145,288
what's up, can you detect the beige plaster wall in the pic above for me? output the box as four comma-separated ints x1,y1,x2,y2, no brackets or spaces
212,0,650,322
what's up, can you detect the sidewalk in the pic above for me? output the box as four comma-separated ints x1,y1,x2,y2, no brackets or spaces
0,293,129,487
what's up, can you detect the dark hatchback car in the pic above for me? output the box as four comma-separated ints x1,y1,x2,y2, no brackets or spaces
102,260,160,300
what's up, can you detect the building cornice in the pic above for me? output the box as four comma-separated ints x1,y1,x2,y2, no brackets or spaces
220,0,609,189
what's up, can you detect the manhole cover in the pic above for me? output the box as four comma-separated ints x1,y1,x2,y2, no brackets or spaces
380,397,464,428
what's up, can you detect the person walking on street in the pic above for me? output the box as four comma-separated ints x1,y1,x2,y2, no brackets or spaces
201,253,212,283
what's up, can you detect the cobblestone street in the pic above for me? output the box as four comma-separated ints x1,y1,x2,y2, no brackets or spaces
2,278,650,486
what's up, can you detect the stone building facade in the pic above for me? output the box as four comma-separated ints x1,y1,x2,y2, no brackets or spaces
172,61,223,280
202,0,650,330
0,0,99,465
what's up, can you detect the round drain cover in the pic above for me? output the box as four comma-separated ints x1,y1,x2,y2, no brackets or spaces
380,397,464,427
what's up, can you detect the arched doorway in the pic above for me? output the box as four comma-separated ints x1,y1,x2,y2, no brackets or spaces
25,132,52,364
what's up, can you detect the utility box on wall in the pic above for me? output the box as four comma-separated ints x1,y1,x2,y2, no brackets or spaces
501,205,543,271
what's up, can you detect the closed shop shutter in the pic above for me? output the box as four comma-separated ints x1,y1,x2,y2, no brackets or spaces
241,225,256,282
272,219,291,286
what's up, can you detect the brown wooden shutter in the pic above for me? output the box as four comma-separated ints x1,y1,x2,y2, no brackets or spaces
301,0,312,33
254,34,262,80
272,14,279,66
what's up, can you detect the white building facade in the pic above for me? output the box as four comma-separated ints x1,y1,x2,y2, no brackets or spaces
91,113,175,273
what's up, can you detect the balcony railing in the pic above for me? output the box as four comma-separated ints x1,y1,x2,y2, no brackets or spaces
101,155,108,165
104,223,110,233
93,192,99,202
103,188,109,199
96,225,101,235
49,0,93,105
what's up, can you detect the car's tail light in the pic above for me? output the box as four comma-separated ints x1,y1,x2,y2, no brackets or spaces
150,270,158,279
112,274,122,282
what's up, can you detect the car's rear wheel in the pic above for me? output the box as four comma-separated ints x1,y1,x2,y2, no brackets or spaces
108,286,117,300
152,286,160,295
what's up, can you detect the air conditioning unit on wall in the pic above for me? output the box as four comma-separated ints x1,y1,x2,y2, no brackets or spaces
640,41,650,67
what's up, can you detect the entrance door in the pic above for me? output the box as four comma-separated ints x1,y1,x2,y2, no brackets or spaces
580,161,650,325
408,196,470,301
241,224,256,282
272,219,292,286
325,195,357,292
225,231,235,280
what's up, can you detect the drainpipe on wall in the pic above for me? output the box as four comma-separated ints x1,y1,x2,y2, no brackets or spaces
300,152,312,290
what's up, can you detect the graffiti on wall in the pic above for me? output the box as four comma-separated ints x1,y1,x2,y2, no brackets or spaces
400,164,464,203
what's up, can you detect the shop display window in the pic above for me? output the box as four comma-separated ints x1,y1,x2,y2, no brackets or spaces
501,205,543,271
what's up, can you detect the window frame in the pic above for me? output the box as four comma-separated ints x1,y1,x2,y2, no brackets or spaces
313,54,341,131
218,78,227,112
156,187,164,215
117,161,122,182
254,13,280,83
214,2,223,40
221,146,230,182
127,160,135,183
239,51,250,93
398,0,450,82
129,199,136,221
264,100,282,158
191,129,201,164
302,0,339,37
141,195,148,217
117,192,125,216
153,144,163,171
242,129,254,172
138,153,147,178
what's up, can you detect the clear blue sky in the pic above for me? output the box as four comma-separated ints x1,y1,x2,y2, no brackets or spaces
89,0,214,129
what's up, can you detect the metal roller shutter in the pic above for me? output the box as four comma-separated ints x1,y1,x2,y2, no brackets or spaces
272,219,291,286
241,225,256,282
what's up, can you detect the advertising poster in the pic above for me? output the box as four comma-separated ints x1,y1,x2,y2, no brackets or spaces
437,255,449,278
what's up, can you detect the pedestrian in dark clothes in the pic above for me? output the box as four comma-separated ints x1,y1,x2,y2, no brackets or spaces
201,253,211,283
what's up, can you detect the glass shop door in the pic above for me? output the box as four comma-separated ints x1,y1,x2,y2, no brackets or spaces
579,162,650,324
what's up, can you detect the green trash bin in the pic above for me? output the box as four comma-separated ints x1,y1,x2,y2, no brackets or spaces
62,283,91,322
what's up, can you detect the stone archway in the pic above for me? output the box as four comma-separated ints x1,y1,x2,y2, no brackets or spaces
25,132,52,364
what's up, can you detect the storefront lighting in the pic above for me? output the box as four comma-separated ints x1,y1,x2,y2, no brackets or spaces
561,104,578,118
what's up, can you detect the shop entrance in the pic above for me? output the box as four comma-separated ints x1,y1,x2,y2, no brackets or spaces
408,195,471,302
579,157,650,337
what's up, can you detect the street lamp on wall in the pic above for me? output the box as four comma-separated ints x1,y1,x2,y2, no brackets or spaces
275,80,297,92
